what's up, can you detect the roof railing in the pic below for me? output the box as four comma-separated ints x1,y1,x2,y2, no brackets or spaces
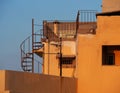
78,10,97,22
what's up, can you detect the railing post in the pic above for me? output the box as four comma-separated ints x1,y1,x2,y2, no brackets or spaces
76,10,80,38
32,18,34,73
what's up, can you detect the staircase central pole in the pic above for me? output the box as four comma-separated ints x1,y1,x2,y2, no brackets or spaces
32,18,34,73
60,37,62,77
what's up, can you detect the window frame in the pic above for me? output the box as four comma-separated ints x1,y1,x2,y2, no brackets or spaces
59,57,76,68
102,45,120,65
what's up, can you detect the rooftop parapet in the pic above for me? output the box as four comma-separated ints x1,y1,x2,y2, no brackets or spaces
43,10,97,41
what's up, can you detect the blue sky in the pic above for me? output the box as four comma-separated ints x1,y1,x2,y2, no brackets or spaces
0,0,102,71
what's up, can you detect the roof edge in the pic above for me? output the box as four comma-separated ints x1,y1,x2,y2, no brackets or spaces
96,10,120,16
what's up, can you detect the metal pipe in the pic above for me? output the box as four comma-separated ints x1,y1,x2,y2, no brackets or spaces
32,18,34,73
59,37,62,77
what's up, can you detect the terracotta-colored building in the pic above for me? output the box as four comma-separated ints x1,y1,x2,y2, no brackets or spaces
0,0,120,93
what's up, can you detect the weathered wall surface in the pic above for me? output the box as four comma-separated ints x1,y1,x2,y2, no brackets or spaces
43,41,76,77
77,34,102,93
102,0,120,12
77,16,120,93
0,70,77,93
0,90,10,93
62,41,76,55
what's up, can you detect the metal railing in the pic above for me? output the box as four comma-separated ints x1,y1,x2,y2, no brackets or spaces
44,10,97,39
79,10,97,22
43,21,76,41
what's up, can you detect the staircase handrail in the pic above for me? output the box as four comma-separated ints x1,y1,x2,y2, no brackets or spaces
20,28,43,72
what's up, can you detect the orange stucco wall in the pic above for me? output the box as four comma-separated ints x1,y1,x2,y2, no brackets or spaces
77,16,120,93
102,0,120,12
0,70,77,93
0,70,5,91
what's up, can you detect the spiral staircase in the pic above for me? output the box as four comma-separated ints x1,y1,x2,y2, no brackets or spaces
20,19,43,73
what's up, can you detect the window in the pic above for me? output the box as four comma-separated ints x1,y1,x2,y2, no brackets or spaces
106,53,115,65
59,57,76,68
102,45,120,65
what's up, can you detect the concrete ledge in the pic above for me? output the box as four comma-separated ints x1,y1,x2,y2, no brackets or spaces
0,70,77,93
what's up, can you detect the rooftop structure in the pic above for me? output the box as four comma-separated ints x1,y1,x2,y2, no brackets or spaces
102,0,120,12
20,10,97,77
20,8,120,93
0,0,120,93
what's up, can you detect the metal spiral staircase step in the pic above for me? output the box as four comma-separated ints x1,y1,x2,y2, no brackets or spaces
33,42,41,44
26,52,33,55
22,68,32,72
21,52,33,72
33,42,43,49
22,57,32,59
22,65,32,67
22,60,32,63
